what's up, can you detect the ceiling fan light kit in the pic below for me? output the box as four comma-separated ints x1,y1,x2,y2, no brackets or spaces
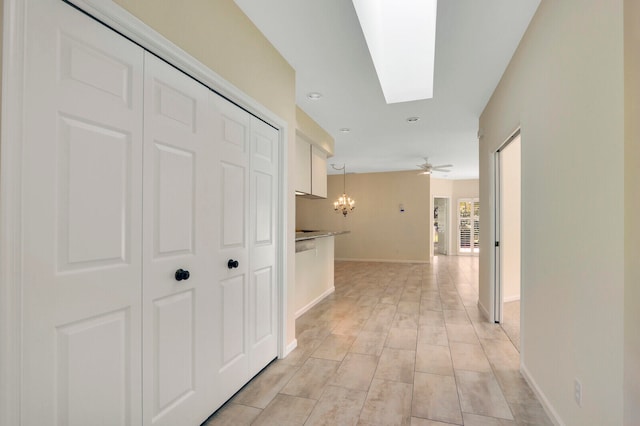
417,157,453,175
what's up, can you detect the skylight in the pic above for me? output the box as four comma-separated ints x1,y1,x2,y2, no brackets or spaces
352,0,437,104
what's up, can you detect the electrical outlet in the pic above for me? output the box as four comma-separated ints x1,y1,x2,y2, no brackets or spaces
574,379,582,406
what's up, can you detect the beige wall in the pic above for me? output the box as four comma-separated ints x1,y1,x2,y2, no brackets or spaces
430,179,479,257
297,171,430,262
501,137,521,301
479,0,624,423
296,107,334,156
113,0,299,345
624,0,640,423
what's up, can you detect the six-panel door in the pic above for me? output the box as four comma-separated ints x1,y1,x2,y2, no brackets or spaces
20,1,280,424
22,1,144,424
142,53,218,426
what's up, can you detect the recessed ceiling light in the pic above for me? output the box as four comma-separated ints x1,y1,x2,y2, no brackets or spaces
406,117,420,123
352,0,437,104
307,92,323,100
339,128,351,133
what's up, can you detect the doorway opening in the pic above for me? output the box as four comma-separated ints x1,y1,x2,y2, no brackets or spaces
494,130,521,351
458,198,480,255
433,197,450,256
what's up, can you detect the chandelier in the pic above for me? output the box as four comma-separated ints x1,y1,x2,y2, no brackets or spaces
332,164,355,217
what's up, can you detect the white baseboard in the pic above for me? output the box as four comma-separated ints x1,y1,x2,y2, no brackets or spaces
294,286,335,318
521,363,565,426
503,295,521,303
334,258,429,264
477,300,490,321
283,339,297,358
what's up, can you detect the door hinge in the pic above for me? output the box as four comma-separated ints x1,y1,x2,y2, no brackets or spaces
495,241,500,247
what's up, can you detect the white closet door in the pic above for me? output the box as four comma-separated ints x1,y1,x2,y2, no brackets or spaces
208,93,280,408
209,93,252,406
249,118,279,375
21,1,144,424
141,53,217,426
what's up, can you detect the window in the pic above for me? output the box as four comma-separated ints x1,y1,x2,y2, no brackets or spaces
459,198,479,254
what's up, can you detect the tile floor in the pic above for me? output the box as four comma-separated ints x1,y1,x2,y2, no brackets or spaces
501,301,521,352
204,256,552,426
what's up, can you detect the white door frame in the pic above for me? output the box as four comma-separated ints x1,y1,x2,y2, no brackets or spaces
0,1,289,424
432,196,451,256
492,128,521,325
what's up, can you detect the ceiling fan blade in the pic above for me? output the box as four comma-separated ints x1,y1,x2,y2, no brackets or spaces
432,164,453,169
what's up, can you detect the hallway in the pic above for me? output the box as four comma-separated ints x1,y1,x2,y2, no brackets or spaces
205,257,551,425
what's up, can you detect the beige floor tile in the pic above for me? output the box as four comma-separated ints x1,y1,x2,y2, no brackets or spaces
359,379,413,426
410,417,457,426
280,338,323,366
202,403,261,426
462,412,516,425
392,312,419,330
312,334,355,361
443,309,471,325
374,347,416,384
372,303,398,318
501,301,520,351
305,385,367,426
421,283,439,292
492,369,538,405
362,315,394,333
252,394,315,426
455,370,513,420
385,327,418,350
418,310,445,327
420,297,443,312
381,292,402,305
333,317,368,336
350,331,387,356
466,306,487,323
508,401,554,425
415,344,453,376
331,352,378,391
357,295,380,307
362,304,396,333
411,372,462,425
473,322,510,341
296,324,333,342
440,297,465,311
449,342,492,372
281,357,341,399
446,323,480,344
231,361,298,408
287,259,551,426
418,325,449,346
480,338,520,372
398,301,421,314
400,288,421,300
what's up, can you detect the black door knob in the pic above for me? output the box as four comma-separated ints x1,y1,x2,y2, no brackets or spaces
175,269,190,281
227,259,239,269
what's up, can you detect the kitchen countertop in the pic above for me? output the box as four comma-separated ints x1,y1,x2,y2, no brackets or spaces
295,230,350,241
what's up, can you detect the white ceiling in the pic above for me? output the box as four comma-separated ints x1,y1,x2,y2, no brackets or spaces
234,0,540,179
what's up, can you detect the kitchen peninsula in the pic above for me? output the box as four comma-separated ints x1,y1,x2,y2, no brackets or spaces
294,230,349,317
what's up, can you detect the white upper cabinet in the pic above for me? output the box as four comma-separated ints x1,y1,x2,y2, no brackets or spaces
295,136,311,194
295,134,327,198
311,145,327,198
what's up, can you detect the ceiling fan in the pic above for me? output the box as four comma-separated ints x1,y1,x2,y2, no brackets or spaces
417,157,453,175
